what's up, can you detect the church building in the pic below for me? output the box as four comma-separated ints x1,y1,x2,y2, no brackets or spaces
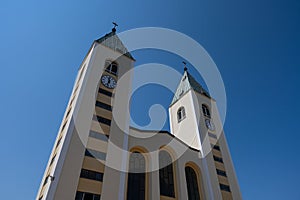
36,26,241,200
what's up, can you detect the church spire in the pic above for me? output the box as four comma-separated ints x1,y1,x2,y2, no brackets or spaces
95,23,135,61
170,65,211,106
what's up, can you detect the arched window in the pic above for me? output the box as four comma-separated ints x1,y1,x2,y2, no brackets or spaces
185,166,200,200
177,106,186,123
105,61,118,76
202,104,210,118
127,151,146,200
159,150,175,197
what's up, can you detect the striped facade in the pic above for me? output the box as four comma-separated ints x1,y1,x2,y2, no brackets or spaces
36,29,241,200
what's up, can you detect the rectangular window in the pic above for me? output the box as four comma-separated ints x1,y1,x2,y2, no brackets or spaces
66,107,72,118
75,191,84,200
98,88,112,97
70,95,75,106
80,169,103,182
220,184,231,192
61,121,67,132
43,176,48,186
85,149,106,160
95,101,112,111
93,194,101,200
93,115,111,126
56,137,62,148
216,169,227,177
213,145,221,151
208,132,217,139
213,155,223,163
89,131,108,141
50,154,56,166
75,191,101,200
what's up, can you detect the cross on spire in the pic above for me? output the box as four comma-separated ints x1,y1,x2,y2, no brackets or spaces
183,61,188,71
112,22,118,32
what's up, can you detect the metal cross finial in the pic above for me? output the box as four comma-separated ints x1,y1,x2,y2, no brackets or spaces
112,22,118,28
112,22,118,32
183,61,188,71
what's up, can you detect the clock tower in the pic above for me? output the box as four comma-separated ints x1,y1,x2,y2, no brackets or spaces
36,27,135,200
169,69,241,199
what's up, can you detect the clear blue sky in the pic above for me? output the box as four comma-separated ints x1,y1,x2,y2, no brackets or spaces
1,0,300,199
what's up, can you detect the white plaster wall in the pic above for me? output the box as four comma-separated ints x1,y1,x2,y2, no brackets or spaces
169,90,201,150
39,41,134,200
195,92,242,199
37,43,95,200
100,48,134,200
127,128,217,199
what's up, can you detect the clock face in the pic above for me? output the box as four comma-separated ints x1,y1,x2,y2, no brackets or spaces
101,75,117,89
205,119,215,131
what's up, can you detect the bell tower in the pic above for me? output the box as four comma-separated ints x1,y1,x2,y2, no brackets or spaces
36,26,135,200
168,68,212,152
169,67,241,199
